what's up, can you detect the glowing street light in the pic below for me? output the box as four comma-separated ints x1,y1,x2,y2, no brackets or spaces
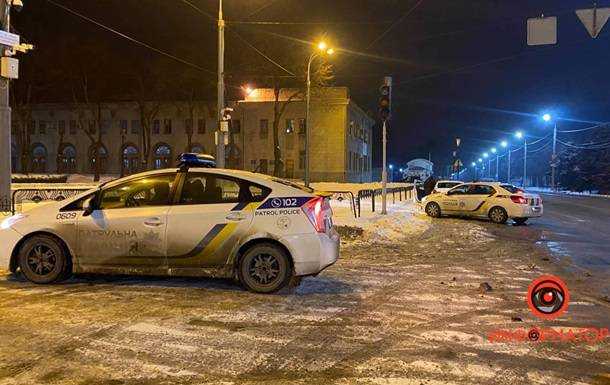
317,41,328,51
542,113,552,122
501,140,508,148
491,147,497,153
478,158,483,163
471,162,476,167
515,131,524,139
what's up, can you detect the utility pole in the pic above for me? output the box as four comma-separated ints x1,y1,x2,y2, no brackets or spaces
0,0,13,214
215,0,226,168
523,139,528,187
507,145,511,184
495,153,499,181
551,121,557,190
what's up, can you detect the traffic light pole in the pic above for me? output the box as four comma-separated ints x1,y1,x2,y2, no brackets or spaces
381,119,387,215
0,1,12,214
216,0,226,168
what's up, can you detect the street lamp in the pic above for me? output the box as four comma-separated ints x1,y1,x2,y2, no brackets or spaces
242,85,255,96
515,131,527,187
305,40,334,187
500,140,509,183
490,147,498,180
542,113,558,190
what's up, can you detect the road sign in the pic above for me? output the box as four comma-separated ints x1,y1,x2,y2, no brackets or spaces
527,17,557,46
576,7,610,38
0,30,19,47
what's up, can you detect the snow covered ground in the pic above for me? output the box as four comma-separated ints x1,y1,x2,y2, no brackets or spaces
527,186,610,198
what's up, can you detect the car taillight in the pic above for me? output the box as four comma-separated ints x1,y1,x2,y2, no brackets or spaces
510,195,528,204
302,196,329,233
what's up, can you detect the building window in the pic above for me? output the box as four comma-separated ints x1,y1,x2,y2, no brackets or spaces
39,121,47,135
69,120,77,135
163,119,172,135
299,150,305,169
285,119,294,134
131,120,140,135
153,143,172,169
298,118,306,135
286,135,294,150
31,143,47,173
231,119,241,134
259,159,268,174
152,119,160,135
119,120,128,134
58,144,77,173
28,120,36,135
259,119,268,139
197,119,206,134
122,144,140,175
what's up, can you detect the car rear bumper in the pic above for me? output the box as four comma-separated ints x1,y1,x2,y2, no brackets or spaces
0,228,23,271
511,205,543,218
281,228,340,276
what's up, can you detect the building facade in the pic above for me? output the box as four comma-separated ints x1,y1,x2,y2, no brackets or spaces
10,87,374,182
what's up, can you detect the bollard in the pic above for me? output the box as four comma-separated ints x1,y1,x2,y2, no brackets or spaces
372,190,375,212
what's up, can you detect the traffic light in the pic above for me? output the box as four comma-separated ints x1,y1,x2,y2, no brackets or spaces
379,76,392,121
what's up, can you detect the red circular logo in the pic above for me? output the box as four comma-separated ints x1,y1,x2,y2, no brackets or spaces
527,275,570,320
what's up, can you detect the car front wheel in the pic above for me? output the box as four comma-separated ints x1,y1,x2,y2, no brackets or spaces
488,207,508,224
238,243,292,294
425,202,441,218
18,235,70,284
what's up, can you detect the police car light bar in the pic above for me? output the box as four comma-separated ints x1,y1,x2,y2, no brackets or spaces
177,153,216,169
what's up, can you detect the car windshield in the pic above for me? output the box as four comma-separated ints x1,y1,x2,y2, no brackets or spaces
438,182,462,189
500,184,524,194
271,178,314,193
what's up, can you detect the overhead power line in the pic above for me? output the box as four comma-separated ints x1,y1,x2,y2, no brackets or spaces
46,0,215,74
365,0,425,49
558,123,610,133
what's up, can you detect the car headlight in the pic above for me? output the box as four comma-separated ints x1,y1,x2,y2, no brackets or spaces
1,214,28,230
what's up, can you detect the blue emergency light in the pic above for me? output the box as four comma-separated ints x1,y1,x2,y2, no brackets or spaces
177,153,216,169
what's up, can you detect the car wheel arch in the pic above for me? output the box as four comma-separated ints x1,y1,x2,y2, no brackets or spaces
234,237,294,274
10,231,74,273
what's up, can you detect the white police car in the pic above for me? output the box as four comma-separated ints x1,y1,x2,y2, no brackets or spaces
422,182,543,225
0,156,339,293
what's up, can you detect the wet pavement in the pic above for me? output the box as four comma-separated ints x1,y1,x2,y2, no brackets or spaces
0,210,609,385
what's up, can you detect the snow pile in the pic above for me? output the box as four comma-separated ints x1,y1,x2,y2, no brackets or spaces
330,197,429,242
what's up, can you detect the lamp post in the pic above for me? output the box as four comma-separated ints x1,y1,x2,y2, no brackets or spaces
543,113,558,190
305,41,334,187
500,140,509,183
515,131,527,187
120,126,127,177
490,147,498,181
471,162,477,181
483,152,489,178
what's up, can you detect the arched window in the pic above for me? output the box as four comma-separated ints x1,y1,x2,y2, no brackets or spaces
122,144,140,175
190,144,205,154
58,144,77,173
89,144,108,174
11,141,18,173
31,143,47,173
154,143,172,169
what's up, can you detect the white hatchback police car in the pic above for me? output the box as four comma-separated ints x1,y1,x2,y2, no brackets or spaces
0,161,339,293
422,182,543,225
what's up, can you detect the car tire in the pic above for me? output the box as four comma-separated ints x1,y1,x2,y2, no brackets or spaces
488,206,508,224
425,202,441,218
513,218,528,225
18,235,70,284
238,243,292,294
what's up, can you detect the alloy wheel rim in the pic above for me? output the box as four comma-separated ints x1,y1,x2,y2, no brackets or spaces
27,244,57,276
248,253,280,285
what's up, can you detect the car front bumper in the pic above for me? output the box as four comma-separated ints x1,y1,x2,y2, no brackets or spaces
0,227,23,272
281,228,340,276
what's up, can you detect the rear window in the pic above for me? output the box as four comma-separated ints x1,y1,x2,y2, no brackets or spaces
500,184,524,194
437,182,462,189
271,178,314,193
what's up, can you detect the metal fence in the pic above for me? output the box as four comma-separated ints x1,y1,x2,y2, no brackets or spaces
10,187,92,215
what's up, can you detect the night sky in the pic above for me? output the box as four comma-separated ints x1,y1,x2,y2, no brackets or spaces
13,0,610,174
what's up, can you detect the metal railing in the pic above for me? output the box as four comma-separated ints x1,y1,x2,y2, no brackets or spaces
10,187,92,215
355,186,415,217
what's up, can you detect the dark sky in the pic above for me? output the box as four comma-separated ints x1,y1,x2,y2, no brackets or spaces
13,0,610,173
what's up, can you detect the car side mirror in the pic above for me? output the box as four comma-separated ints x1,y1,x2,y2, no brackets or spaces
83,197,96,217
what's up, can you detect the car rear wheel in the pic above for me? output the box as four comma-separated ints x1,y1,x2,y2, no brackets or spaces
425,202,441,218
488,207,508,224
238,243,292,294
18,235,70,284
513,218,528,225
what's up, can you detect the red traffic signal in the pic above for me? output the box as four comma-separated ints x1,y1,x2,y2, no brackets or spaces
379,85,391,120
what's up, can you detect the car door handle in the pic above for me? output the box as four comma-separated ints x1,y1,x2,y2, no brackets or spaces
144,218,163,227
226,212,247,221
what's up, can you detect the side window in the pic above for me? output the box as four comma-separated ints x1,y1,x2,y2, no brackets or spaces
448,185,468,195
180,174,270,205
99,174,175,209
470,185,496,195
60,193,96,211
